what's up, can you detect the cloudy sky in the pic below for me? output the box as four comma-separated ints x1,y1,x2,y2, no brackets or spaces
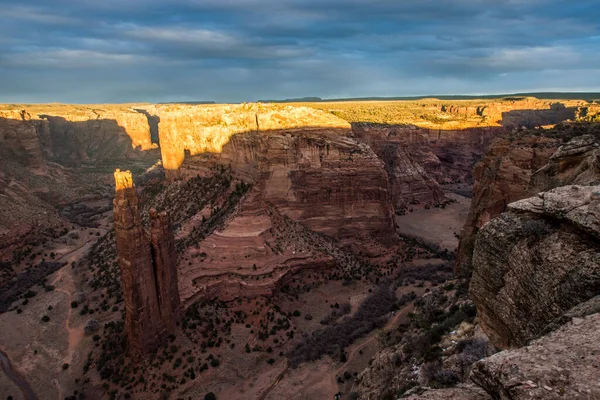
1,0,599,103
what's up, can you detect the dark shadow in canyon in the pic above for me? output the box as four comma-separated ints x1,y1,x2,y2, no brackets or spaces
500,103,578,128
134,109,161,146
162,125,396,244
350,122,507,191
37,115,156,167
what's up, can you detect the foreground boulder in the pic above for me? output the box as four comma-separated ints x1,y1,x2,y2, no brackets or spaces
471,313,600,400
470,185,600,348
407,313,600,400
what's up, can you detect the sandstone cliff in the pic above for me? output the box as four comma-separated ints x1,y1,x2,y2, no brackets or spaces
470,185,600,349
394,185,600,400
356,124,600,400
529,134,600,192
454,135,560,277
0,110,46,169
0,105,158,167
144,103,351,174
313,98,594,210
308,98,594,129
456,124,600,278
354,124,502,208
146,103,395,242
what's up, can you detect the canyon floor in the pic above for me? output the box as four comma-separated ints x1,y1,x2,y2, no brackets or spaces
396,187,472,252
0,184,462,400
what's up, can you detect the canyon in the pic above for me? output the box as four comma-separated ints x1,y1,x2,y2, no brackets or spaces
0,98,599,400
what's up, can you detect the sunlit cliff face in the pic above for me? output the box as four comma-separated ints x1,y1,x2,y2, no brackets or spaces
0,99,596,175
140,103,352,172
114,168,135,191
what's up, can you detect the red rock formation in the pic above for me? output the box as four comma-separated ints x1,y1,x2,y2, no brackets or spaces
0,110,46,170
0,105,158,167
113,169,180,359
146,103,353,178
454,135,560,277
150,104,395,243
149,208,181,332
354,124,504,207
439,97,589,128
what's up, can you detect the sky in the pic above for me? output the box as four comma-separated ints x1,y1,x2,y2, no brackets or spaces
0,0,599,103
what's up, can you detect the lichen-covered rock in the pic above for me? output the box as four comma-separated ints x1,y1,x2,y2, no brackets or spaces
470,313,600,400
470,185,600,349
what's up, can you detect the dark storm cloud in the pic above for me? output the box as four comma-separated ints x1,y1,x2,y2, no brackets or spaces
0,0,598,102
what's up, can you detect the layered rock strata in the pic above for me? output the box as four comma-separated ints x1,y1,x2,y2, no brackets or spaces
0,105,157,167
113,169,180,359
456,125,600,278
354,124,503,207
529,134,600,192
470,185,600,349
454,135,560,277
470,313,600,399
150,104,395,243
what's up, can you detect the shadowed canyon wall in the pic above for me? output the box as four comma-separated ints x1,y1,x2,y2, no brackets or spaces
455,124,600,278
145,104,395,242
354,124,502,208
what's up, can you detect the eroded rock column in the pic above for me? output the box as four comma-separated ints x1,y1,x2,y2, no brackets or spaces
113,169,180,359
150,208,181,336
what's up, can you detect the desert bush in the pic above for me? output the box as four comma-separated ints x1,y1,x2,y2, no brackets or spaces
433,370,460,387
290,283,394,366
455,338,488,365
320,302,352,325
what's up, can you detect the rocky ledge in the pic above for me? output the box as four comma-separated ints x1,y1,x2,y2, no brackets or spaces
470,185,600,349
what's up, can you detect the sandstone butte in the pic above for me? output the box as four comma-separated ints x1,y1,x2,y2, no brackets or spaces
113,169,180,359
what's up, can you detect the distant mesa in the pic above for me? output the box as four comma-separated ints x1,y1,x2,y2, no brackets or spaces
159,100,216,105
258,96,323,103
257,92,600,103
